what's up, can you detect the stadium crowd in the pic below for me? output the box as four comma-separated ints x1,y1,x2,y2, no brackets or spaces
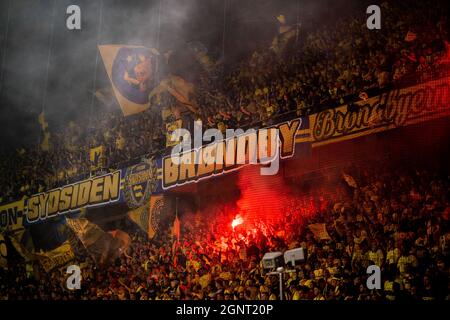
1,0,450,204
1,0,450,301
1,162,449,300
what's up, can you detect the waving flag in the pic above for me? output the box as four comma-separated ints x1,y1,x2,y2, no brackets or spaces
149,75,198,113
89,146,105,171
99,45,160,116
127,195,165,239
34,241,75,272
66,217,114,266
188,41,216,73
172,214,180,242
38,112,51,151
271,15,300,55
404,31,417,42
308,223,331,240
166,119,183,147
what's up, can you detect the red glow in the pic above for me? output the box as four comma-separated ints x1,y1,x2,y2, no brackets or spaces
231,215,243,229
179,164,331,244
235,166,292,227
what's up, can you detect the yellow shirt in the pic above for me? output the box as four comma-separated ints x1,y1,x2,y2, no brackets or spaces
386,249,399,264
397,256,409,273
367,250,384,266
199,274,211,289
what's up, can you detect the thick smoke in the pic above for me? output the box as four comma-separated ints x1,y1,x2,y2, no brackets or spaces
236,165,292,227
0,0,359,148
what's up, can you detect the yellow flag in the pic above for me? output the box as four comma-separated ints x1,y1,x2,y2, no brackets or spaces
35,241,75,272
0,199,27,261
98,45,160,116
38,112,51,151
276,15,286,24
0,199,26,236
165,119,183,147
308,223,331,240
38,112,48,131
148,195,165,239
127,195,164,239
89,146,105,171
127,205,150,235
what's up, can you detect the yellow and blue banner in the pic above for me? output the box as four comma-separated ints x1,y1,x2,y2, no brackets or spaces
99,45,160,116
127,195,164,239
35,240,75,272
6,75,449,228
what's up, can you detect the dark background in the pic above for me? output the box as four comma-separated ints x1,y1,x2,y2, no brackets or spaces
0,0,365,148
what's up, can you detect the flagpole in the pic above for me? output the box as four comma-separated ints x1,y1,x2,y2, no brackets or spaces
38,0,56,147
156,0,163,84
296,0,300,44
88,0,103,177
0,0,12,102
222,0,227,61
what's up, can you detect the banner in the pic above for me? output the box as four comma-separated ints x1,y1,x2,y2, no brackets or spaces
309,76,450,147
26,170,121,224
294,115,313,156
162,118,303,189
0,233,7,269
127,195,164,239
308,223,331,240
89,146,106,172
5,76,450,227
123,159,159,209
35,241,75,272
127,205,149,235
99,45,160,116
0,199,26,234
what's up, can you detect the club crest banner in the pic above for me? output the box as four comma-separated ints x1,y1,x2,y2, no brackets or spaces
99,45,160,116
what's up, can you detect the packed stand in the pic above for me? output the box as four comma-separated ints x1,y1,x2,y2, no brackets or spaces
1,0,450,204
1,162,449,300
